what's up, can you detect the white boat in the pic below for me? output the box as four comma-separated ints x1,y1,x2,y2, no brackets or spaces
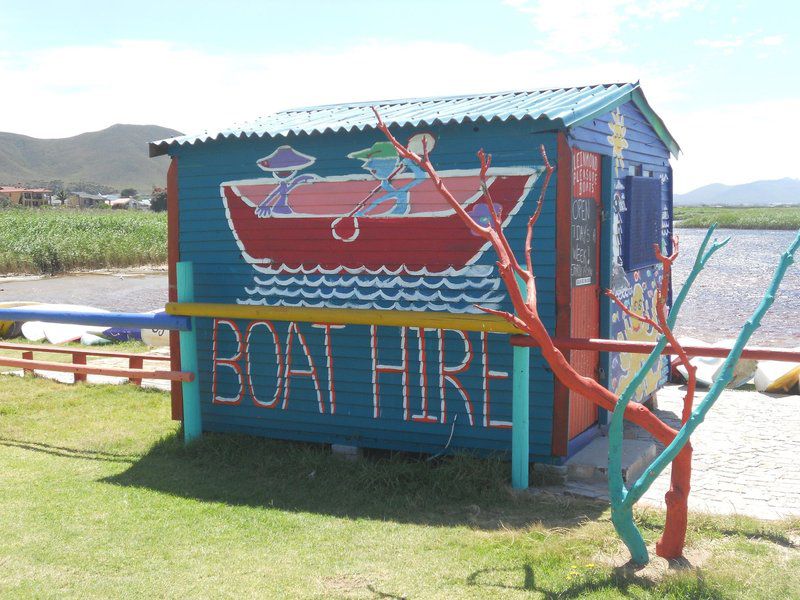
19,304,109,345
141,327,170,347
674,338,757,389
754,351,800,393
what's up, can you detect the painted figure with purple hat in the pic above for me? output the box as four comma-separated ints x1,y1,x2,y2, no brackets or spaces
254,145,317,217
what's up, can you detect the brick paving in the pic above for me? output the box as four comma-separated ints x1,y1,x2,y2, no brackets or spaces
568,384,800,520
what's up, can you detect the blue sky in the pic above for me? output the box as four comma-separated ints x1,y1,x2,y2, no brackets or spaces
0,0,796,191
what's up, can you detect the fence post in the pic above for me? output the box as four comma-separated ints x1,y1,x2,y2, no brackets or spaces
177,261,201,444
511,345,530,489
21,350,33,376
129,356,144,386
73,353,87,383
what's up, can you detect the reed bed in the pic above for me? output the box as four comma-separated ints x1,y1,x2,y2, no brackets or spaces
0,208,167,274
675,205,800,230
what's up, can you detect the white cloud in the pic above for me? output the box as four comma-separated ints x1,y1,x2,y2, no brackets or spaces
694,31,785,54
3,38,793,192
758,34,784,46
670,99,800,192
0,39,650,139
695,38,743,49
504,0,701,53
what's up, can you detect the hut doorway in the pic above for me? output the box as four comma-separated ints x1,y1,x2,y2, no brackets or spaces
567,149,602,439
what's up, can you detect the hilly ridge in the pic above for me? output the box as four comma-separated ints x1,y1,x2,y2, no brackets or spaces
0,124,182,191
675,178,800,206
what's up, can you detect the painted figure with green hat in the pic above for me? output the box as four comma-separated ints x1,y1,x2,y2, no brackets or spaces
347,140,426,216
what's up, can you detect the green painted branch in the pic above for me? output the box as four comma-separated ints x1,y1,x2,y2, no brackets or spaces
609,228,723,505
625,229,799,507
608,226,729,563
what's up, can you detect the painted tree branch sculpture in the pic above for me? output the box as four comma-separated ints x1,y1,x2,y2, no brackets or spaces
374,108,800,565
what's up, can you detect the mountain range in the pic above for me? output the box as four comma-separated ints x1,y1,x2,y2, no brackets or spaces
675,178,800,206
1,124,797,204
0,124,182,192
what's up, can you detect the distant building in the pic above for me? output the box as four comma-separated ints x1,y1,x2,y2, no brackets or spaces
108,198,131,209
66,192,106,209
130,197,152,210
0,186,52,207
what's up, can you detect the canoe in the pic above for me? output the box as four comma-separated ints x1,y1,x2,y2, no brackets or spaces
19,304,109,344
754,353,800,393
141,328,170,347
0,301,40,338
674,338,757,389
221,167,540,273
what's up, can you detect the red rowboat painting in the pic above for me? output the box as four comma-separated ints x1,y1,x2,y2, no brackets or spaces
220,142,541,273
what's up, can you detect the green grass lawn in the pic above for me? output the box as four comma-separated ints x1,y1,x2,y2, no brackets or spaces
0,208,166,274
1,375,799,598
675,205,800,230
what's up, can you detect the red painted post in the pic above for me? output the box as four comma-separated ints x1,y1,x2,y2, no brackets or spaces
72,353,87,382
167,157,184,420
129,356,144,386
552,132,572,457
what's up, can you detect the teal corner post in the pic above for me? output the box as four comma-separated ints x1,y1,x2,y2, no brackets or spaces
512,345,530,489
177,261,202,444
511,272,530,489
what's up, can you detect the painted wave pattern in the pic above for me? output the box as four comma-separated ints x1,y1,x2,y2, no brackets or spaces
239,265,504,313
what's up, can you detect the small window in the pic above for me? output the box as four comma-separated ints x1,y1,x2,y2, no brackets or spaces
622,176,661,271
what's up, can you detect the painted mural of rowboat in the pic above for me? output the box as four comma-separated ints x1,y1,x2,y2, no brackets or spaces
220,167,540,273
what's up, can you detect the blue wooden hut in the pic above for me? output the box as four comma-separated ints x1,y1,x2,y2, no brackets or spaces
150,82,679,468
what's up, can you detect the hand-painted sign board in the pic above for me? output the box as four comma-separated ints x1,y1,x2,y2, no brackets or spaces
570,197,597,287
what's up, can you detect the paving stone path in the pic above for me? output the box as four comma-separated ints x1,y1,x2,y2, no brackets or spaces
568,384,800,520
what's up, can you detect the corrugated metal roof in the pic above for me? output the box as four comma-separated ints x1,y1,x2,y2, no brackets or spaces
150,82,680,158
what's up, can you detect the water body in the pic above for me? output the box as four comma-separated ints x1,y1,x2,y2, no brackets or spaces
0,228,796,346
0,272,168,313
672,228,800,346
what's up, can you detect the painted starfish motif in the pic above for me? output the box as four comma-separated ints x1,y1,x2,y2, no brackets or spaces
607,108,629,178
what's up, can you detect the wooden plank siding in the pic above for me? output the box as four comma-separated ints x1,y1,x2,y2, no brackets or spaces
172,121,560,461
569,101,673,403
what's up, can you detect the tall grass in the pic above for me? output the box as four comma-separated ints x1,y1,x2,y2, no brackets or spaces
675,206,800,230
0,207,167,274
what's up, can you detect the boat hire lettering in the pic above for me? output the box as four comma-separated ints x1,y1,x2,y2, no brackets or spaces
210,319,512,429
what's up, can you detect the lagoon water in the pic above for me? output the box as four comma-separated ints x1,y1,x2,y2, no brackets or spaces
672,228,800,346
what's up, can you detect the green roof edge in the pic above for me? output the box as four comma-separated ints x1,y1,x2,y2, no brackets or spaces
564,84,680,159
630,88,681,159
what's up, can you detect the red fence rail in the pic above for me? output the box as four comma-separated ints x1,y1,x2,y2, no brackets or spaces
0,342,191,384
509,335,800,362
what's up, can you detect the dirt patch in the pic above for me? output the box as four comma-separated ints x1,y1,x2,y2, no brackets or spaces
318,574,380,598
595,543,711,583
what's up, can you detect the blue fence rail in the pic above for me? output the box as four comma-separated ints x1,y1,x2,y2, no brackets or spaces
0,309,191,331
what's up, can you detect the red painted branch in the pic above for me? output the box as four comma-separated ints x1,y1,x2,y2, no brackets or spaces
373,110,676,448
510,336,800,363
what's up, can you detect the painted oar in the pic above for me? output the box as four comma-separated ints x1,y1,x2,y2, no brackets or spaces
331,133,436,242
